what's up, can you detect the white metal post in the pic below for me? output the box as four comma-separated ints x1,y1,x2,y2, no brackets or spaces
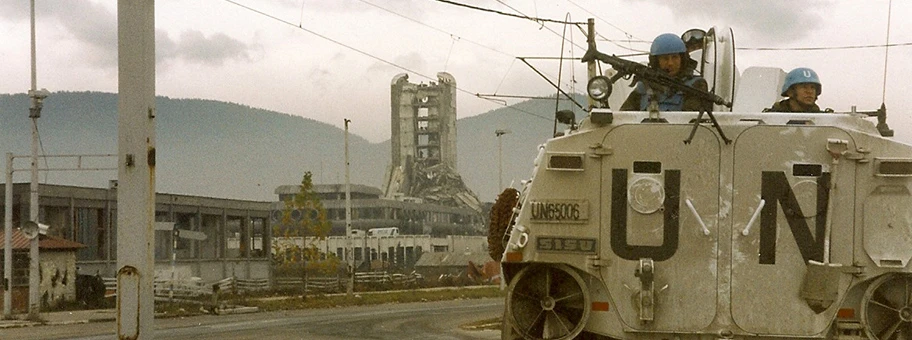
344,118,353,296
27,0,42,320
495,129,510,190
3,153,12,318
28,118,39,320
498,133,503,190
117,1,156,338
170,229,176,303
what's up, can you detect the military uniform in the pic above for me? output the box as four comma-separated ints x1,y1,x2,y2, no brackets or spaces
765,99,823,113
620,75,709,112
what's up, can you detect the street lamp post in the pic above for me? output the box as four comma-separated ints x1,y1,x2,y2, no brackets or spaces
27,0,48,320
495,129,511,190
344,119,354,297
3,153,12,318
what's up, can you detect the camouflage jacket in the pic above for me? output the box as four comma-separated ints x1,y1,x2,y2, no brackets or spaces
620,75,709,112
765,99,823,113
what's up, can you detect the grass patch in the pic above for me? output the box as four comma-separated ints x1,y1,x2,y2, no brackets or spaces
248,286,505,312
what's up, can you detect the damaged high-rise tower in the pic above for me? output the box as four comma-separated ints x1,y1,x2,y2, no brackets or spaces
383,72,482,213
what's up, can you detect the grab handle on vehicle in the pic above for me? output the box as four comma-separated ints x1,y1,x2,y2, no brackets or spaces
685,199,710,236
742,199,766,236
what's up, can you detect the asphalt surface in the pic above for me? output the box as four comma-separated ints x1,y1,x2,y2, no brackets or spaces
1,297,504,340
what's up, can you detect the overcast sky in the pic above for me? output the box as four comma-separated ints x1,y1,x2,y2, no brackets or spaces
1,0,910,143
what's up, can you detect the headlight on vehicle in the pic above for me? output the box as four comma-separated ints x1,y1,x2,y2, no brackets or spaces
587,76,612,101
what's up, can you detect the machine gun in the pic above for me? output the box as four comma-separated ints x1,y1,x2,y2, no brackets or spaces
581,47,732,144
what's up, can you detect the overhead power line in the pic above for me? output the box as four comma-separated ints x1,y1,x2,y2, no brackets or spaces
356,0,576,100
222,0,552,122
739,41,912,51
489,0,596,56
565,0,646,43
563,0,649,53
434,0,585,25
356,0,514,59
433,0,592,56
432,0,639,89
562,1,912,54
598,38,649,44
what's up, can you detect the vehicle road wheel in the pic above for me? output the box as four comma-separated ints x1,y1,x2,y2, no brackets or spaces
506,264,590,340
862,273,912,340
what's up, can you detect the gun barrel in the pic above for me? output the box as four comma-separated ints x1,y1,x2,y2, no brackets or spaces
586,50,732,108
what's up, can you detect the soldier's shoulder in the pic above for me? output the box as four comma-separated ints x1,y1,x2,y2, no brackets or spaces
765,99,789,112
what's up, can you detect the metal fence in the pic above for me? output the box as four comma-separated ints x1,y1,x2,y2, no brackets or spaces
273,271,424,293
101,271,424,298
103,276,270,298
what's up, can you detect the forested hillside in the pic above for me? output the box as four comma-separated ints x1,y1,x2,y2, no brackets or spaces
0,92,583,201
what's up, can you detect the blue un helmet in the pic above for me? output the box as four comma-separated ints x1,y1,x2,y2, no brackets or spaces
781,67,821,97
648,33,687,67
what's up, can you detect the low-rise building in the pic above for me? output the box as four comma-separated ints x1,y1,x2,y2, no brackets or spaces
273,184,483,236
274,234,487,271
0,183,273,286
0,229,84,311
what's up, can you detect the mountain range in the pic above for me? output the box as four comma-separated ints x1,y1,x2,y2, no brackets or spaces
0,92,584,202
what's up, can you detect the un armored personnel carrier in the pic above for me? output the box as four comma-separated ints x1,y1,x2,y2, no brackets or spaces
497,24,909,340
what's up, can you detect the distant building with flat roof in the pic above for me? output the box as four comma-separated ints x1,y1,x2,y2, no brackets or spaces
0,183,273,285
273,184,483,236
275,234,487,272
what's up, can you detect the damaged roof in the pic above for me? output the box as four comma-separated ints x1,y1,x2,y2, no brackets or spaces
0,229,85,250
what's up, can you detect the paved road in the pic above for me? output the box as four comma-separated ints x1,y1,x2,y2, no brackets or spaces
4,298,504,340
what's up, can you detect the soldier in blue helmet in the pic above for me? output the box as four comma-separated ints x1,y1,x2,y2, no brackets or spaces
766,67,830,113
620,33,709,111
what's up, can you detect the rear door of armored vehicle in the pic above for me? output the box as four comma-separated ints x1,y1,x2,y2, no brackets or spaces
731,124,855,335
599,123,721,331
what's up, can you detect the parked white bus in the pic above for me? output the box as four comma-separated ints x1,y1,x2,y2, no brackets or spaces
367,227,399,237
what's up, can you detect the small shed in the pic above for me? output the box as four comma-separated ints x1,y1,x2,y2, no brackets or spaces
0,229,84,312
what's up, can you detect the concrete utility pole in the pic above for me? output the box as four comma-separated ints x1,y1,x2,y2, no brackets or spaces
27,0,47,320
117,1,156,339
495,129,511,190
3,153,12,318
344,118,354,297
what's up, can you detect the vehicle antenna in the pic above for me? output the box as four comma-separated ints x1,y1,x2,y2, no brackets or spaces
553,13,571,137
880,0,893,104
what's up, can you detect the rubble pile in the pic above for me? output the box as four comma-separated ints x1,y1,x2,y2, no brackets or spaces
407,162,482,213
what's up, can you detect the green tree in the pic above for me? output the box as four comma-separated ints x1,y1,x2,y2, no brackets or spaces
272,172,338,294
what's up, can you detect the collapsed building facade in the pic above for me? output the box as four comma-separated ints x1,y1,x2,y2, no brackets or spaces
384,72,483,215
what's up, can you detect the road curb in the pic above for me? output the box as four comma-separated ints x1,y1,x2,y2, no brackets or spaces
45,320,90,326
214,306,259,315
0,320,38,329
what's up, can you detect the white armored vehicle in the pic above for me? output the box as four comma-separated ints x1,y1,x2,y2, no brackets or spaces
496,25,908,340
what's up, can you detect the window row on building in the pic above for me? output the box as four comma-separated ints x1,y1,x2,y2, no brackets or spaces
1,184,273,281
